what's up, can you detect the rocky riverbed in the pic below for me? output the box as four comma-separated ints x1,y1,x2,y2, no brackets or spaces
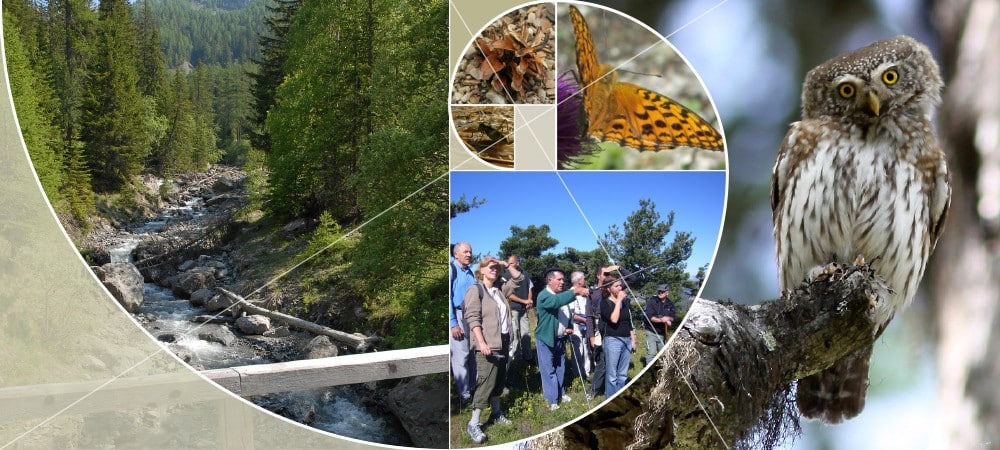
81,165,447,448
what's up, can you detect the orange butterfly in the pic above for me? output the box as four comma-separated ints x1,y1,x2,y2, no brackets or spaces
568,5,723,152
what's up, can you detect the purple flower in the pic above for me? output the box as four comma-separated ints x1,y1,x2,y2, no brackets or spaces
557,73,596,169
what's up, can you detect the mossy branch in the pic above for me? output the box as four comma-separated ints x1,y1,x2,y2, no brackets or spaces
542,262,892,449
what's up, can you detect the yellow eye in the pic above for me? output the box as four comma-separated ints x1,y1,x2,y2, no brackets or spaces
882,69,899,85
838,83,855,98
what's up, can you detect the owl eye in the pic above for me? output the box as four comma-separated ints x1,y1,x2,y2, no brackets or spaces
882,68,899,85
837,83,856,99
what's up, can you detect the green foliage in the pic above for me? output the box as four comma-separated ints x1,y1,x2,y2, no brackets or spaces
83,0,158,191
3,2,97,225
136,0,167,98
241,147,268,212
141,0,268,66
499,224,560,287
248,0,300,153
64,142,96,222
347,0,448,348
4,11,66,207
450,194,487,219
499,225,560,259
296,211,344,263
210,63,254,156
601,199,699,295
266,0,387,220
7,0,449,351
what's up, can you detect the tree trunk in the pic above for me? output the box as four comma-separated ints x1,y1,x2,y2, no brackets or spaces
218,288,380,352
546,263,891,449
929,0,1000,447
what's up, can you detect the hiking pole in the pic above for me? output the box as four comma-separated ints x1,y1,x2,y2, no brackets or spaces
571,334,593,406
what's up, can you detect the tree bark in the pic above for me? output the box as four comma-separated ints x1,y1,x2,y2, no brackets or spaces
218,288,380,352
929,0,1000,447
545,263,891,449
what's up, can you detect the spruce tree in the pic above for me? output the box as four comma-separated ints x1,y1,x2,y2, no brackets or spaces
83,0,157,191
47,0,97,186
4,10,66,206
248,0,300,153
136,0,167,98
154,70,196,173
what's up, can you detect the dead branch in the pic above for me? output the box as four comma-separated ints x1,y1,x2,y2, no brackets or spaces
549,262,892,449
218,288,381,353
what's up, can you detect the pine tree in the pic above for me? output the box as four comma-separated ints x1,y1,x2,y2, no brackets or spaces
153,70,197,173
4,9,66,207
136,0,167,98
46,0,97,181
83,0,158,191
64,142,95,221
248,0,300,153
600,199,698,293
190,62,219,168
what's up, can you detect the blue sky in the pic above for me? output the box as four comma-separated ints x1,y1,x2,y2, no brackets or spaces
450,171,726,276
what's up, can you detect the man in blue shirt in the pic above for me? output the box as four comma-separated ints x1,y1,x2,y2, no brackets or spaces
450,242,477,401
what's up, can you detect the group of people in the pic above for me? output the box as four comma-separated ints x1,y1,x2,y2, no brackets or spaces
448,242,677,445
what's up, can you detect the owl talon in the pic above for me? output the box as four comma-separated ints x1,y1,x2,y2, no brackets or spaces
807,263,840,284
853,255,866,267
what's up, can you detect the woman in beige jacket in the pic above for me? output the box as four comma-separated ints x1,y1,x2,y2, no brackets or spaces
463,256,522,444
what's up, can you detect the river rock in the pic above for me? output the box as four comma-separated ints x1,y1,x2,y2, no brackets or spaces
133,234,171,262
235,315,271,335
211,175,240,193
174,350,193,363
190,314,231,325
177,259,196,271
386,375,448,448
189,288,216,307
170,266,217,298
264,325,291,338
205,193,237,207
85,247,111,266
93,262,144,313
281,218,311,239
258,394,316,425
301,336,338,359
204,294,235,313
199,326,237,346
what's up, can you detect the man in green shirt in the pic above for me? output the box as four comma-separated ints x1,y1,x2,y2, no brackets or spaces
535,268,589,410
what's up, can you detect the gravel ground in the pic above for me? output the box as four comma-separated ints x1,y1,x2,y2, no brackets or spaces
451,3,556,105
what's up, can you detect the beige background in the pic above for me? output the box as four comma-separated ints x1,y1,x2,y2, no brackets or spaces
0,11,378,450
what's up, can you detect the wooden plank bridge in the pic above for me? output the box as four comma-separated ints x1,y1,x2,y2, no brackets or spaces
201,344,447,396
0,345,448,446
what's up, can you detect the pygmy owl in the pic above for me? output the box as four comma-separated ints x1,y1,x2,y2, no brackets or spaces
771,35,951,423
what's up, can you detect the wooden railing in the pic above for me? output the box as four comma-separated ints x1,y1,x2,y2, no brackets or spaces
0,345,447,428
201,344,448,397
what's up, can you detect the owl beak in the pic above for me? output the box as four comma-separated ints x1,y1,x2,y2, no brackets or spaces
866,91,881,116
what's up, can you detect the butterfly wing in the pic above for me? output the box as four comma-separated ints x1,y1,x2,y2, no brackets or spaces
568,5,724,153
569,6,602,116
587,82,723,151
